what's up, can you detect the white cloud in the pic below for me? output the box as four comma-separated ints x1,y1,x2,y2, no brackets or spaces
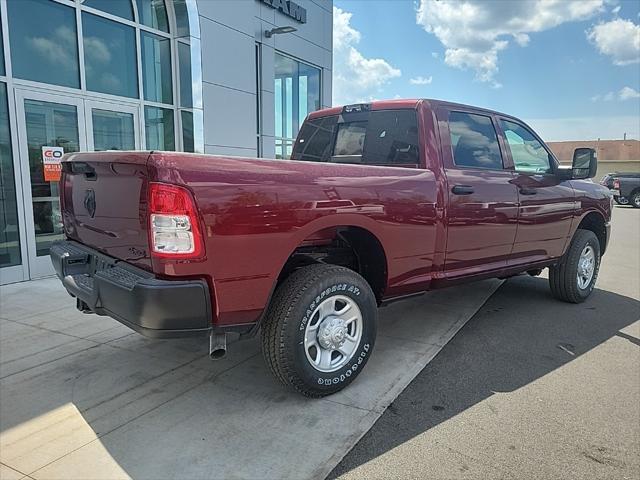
416,0,604,86
619,86,640,100
612,5,621,15
410,75,433,85
526,116,640,141
27,26,78,69
333,7,401,105
592,86,640,102
587,19,640,65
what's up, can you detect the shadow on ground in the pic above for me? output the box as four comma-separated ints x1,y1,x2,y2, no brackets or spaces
330,275,640,478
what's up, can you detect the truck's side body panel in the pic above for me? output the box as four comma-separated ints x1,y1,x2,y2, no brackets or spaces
57,99,612,333
149,153,440,325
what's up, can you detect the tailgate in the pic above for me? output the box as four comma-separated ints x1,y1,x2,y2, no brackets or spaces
61,151,152,271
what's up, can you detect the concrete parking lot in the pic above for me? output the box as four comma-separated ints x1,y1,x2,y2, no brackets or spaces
0,253,499,479
332,205,640,480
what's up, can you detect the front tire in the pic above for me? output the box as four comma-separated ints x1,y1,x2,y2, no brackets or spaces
261,264,377,397
549,229,601,303
614,196,629,206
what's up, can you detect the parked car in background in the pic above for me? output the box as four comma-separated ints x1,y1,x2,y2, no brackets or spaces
50,99,612,397
601,173,640,208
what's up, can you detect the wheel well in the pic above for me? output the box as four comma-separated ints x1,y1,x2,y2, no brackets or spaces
577,212,607,254
276,226,388,303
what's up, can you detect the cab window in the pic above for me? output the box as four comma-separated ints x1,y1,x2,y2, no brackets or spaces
500,120,553,174
449,112,503,170
292,109,420,166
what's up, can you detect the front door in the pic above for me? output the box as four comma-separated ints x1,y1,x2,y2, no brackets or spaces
438,109,519,277
15,89,86,279
497,118,575,264
13,89,141,280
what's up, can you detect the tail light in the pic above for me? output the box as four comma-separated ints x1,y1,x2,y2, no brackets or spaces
613,179,620,190
148,182,204,259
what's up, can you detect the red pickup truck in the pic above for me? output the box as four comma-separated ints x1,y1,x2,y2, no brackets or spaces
51,99,612,397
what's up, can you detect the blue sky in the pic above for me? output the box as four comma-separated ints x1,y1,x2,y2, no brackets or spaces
332,0,640,141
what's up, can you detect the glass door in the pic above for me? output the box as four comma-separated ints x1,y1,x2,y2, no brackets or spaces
15,89,86,279
85,100,140,151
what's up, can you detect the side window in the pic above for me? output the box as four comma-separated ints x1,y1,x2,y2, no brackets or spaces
292,115,337,162
363,110,420,165
500,120,552,174
449,112,503,170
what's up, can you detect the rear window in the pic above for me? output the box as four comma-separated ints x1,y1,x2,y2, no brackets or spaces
292,109,420,165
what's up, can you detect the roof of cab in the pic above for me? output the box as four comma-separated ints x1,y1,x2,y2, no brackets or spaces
307,98,516,122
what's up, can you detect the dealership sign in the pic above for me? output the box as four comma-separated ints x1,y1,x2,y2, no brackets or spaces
261,0,307,23
42,146,64,182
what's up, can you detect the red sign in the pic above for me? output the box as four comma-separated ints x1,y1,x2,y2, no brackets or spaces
42,146,64,182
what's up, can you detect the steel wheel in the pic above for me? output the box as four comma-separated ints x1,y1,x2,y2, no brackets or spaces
304,295,363,373
577,245,596,290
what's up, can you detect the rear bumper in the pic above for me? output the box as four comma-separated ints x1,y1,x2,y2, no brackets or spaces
50,240,212,338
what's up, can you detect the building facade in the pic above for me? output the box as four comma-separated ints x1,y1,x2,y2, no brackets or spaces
0,0,333,284
547,140,640,180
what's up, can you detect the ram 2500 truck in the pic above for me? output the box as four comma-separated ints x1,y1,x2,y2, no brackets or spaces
51,99,612,397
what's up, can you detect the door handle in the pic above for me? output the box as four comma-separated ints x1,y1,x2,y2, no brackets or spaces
451,185,474,195
519,188,537,195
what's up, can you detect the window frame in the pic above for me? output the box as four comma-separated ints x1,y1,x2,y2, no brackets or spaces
496,116,559,176
446,109,507,172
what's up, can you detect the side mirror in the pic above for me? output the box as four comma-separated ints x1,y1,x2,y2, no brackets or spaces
572,148,597,179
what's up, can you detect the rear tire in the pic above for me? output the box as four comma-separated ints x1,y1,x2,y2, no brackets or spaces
261,264,377,397
549,229,600,303
630,191,640,208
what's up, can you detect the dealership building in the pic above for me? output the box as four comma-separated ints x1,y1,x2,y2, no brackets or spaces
0,0,333,283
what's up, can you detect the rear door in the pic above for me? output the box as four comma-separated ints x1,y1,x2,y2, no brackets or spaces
497,118,575,263
437,108,519,276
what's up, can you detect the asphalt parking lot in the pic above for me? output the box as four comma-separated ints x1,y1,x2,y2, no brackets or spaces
332,205,640,480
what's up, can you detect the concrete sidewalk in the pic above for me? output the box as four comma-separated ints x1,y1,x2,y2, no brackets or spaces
0,276,500,480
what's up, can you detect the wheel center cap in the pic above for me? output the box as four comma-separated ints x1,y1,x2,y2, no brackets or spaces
318,317,347,350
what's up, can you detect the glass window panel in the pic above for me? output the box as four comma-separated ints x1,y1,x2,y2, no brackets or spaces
141,32,172,104
0,10,5,77
0,83,21,268
299,63,320,121
83,12,138,98
449,112,503,170
24,100,79,256
181,110,194,153
83,0,134,21
92,109,135,151
274,53,321,150
292,115,337,162
500,120,552,174
362,110,420,165
145,106,174,151
178,42,193,108
173,0,190,37
334,122,366,157
8,0,79,88
137,0,169,32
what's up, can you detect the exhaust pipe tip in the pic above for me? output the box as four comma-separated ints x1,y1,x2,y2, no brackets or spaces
209,333,227,360
210,348,227,360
